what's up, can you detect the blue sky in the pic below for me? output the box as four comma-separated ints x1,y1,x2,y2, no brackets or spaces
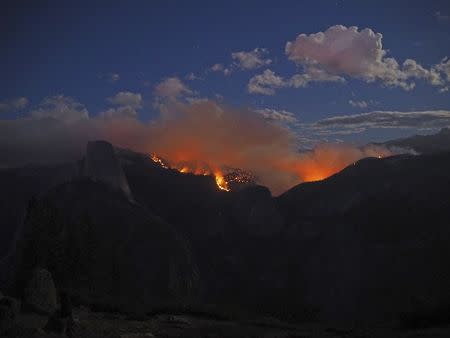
1,0,450,145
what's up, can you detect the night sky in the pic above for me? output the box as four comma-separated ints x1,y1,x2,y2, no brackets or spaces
1,0,450,148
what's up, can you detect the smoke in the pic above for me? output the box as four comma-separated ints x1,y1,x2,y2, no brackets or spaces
0,97,393,195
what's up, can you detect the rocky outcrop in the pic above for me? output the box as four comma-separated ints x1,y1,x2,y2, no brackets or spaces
0,296,20,334
44,291,75,336
232,185,283,236
24,268,57,314
17,178,200,312
83,140,133,201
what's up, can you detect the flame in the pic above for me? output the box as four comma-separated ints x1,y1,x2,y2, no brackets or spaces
150,146,390,194
214,172,230,191
150,153,230,191
150,154,168,169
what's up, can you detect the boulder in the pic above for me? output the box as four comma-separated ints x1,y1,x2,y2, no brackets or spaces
24,268,57,314
0,296,20,334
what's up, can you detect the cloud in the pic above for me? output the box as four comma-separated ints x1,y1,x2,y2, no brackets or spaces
435,11,450,23
210,63,232,76
209,48,271,76
248,70,287,95
256,108,298,124
107,91,142,108
0,97,29,113
402,59,443,86
435,57,450,82
211,63,223,72
30,95,89,123
154,77,193,99
248,67,344,95
99,106,139,119
231,48,272,70
348,100,368,108
310,110,450,134
285,25,448,91
185,72,203,81
103,73,120,83
289,66,345,88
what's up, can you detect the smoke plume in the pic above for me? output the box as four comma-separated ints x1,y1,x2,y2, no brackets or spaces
0,97,392,195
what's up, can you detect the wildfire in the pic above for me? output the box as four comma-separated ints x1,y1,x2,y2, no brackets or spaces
214,172,230,191
150,154,168,169
150,153,232,191
149,145,389,195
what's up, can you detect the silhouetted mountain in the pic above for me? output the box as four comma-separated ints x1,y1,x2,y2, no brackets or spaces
0,163,78,258
2,141,450,324
379,127,450,154
11,178,199,312
82,140,133,201
278,152,450,321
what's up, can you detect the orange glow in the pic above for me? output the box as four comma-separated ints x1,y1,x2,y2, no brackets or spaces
150,145,391,194
150,154,168,169
94,100,394,195
150,153,230,191
214,172,230,191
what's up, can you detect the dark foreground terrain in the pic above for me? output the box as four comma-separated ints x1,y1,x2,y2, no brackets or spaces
9,307,450,338
2,130,450,336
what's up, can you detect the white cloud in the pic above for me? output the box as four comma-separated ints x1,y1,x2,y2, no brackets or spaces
99,106,138,119
285,25,448,91
30,95,89,123
185,72,203,81
0,97,29,113
256,108,298,124
231,48,272,70
348,100,368,108
435,57,450,82
107,91,142,108
210,63,232,76
248,67,345,95
211,63,224,72
154,77,193,99
402,59,443,86
310,110,450,134
248,70,287,95
289,67,345,88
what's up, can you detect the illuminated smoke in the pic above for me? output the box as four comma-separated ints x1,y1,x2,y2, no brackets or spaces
142,100,392,195
0,98,393,195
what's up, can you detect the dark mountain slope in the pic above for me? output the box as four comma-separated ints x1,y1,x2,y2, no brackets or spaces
279,152,450,220
277,152,450,321
119,151,292,318
0,163,78,258
10,178,199,313
3,142,450,323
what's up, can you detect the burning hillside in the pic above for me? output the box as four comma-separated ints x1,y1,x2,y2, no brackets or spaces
0,96,392,195
150,154,256,191
142,100,393,195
